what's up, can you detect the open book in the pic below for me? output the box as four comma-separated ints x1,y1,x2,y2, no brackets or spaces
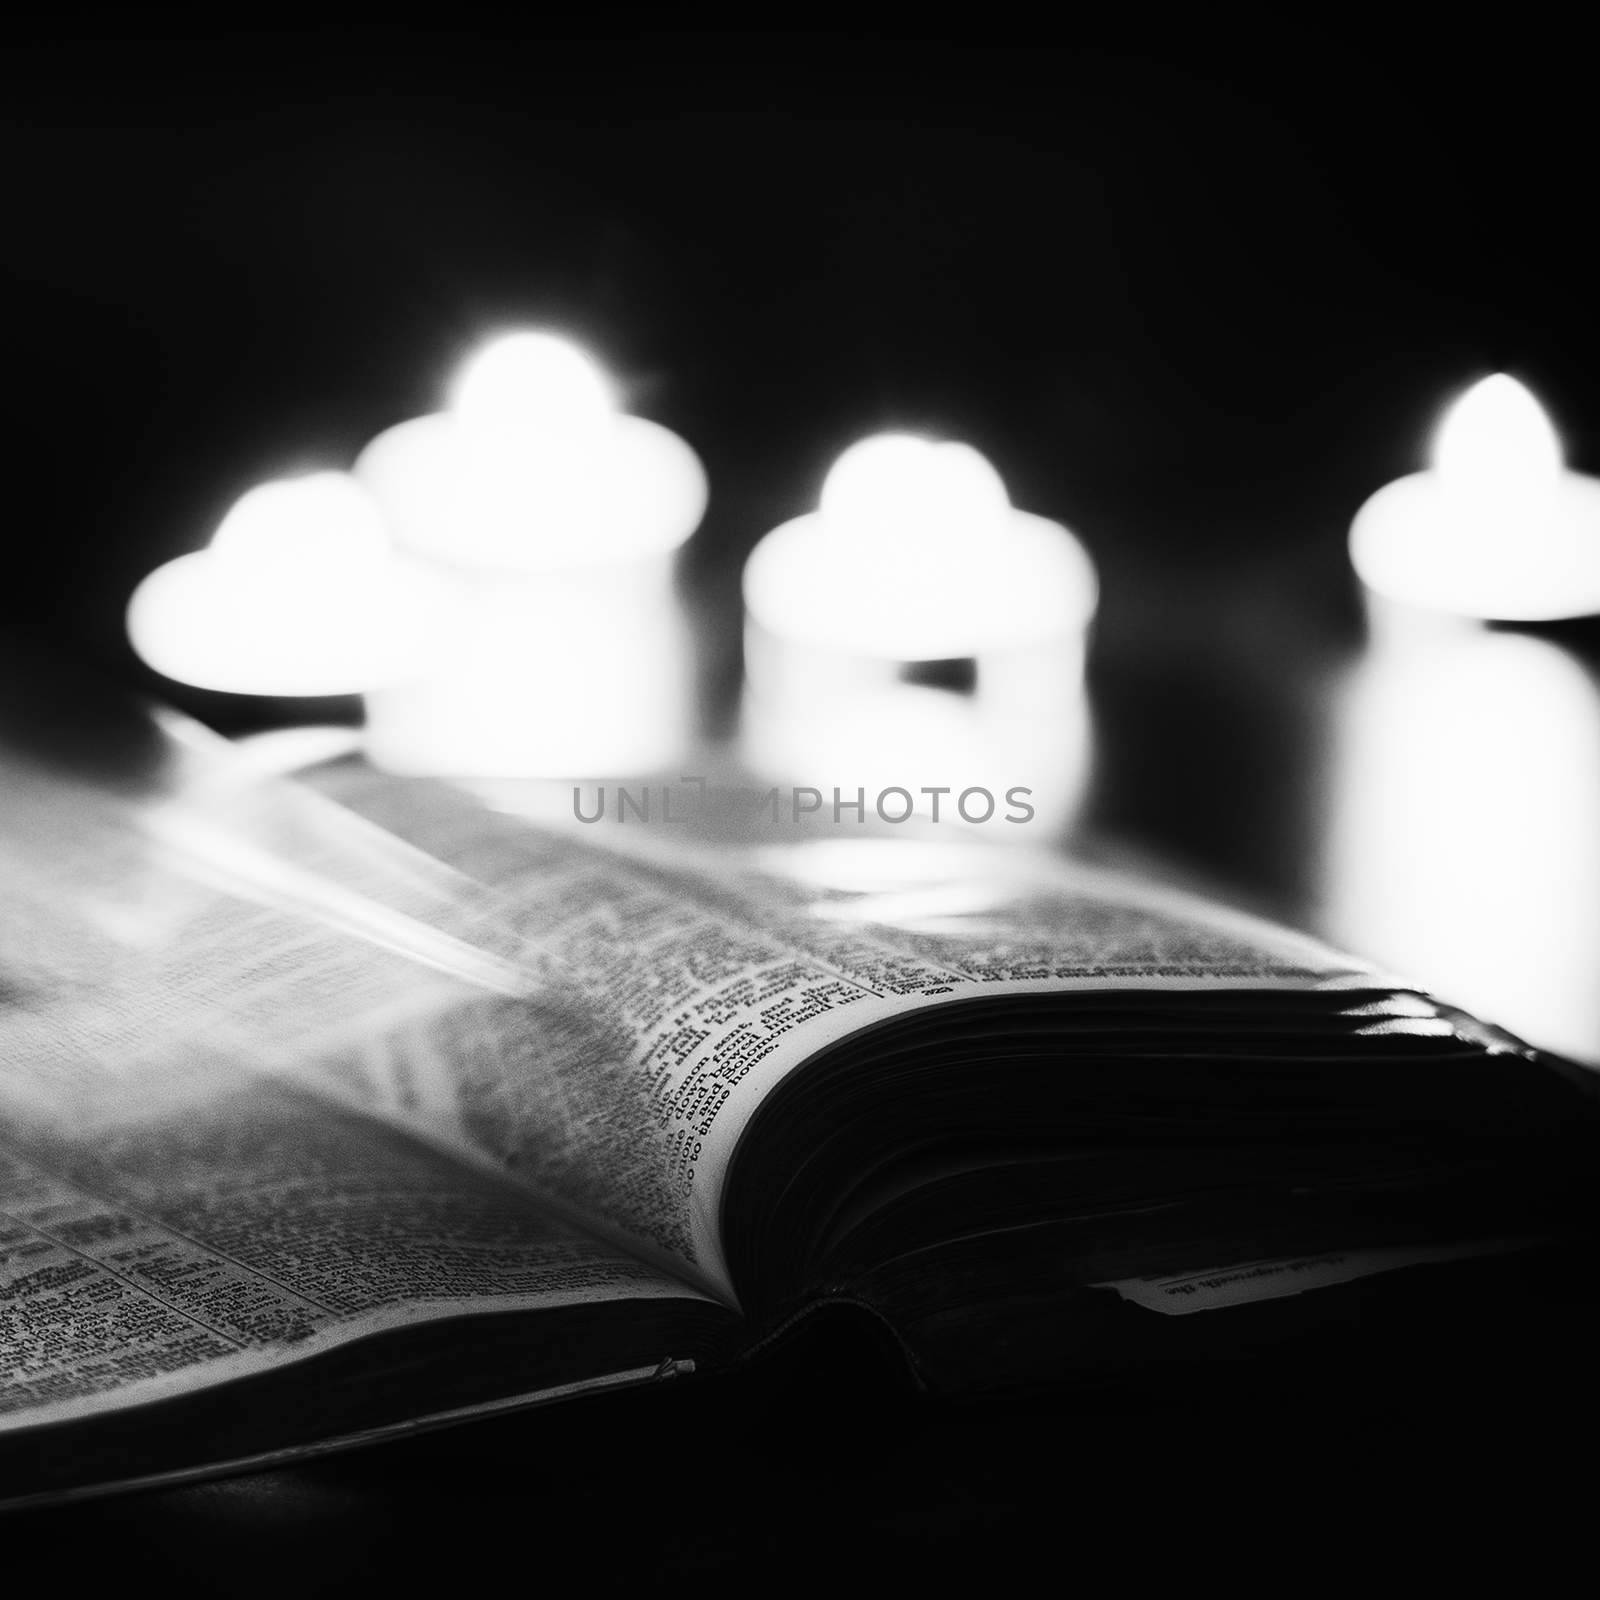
2,709,1596,1509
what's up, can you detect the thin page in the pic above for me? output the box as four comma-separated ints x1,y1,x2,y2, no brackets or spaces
0,1078,696,1439
0,726,717,1442
310,767,1397,1299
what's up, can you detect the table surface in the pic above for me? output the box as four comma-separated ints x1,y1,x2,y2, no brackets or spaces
7,610,1600,1577
12,1264,1600,1584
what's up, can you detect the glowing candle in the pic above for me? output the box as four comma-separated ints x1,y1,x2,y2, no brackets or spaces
1349,374,1600,626
1323,627,1600,1065
741,434,1098,837
126,472,437,697
355,331,707,777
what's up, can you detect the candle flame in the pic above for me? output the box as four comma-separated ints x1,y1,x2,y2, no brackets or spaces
819,433,1011,544
449,331,616,434
1433,373,1563,493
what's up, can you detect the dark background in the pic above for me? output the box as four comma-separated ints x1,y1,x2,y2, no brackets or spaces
7,22,1600,982
14,20,1600,977
6,21,1597,681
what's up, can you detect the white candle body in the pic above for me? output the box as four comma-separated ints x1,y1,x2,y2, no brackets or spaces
740,507,1098,838
363,551,692,777
125,472,440,697
1350,469,1600,625
1322,628,1600,1065
356,409,706,777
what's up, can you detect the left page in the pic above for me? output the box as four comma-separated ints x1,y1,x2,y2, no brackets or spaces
0,1077,698,1438
0,713,722,1462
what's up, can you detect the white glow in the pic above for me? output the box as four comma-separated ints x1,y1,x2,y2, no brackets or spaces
127,472,440,696
1349,374,1600,622
1433,373,1563,494
441,333,623,565
211,473,390,584
351,330,707,776
1322,632,1600,1065
742,432,1097,842
744,433,1096,659
819,434,1012,547
355,331,706,573
449,331,616,434
363,554,692,776
740,668,1094,843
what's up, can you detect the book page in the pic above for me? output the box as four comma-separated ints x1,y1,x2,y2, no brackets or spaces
310,769,1389,1299
0,1076,704,1437
0,735,719,1442
1091,1239,1524,1316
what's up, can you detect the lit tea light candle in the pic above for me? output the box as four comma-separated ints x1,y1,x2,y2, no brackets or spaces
127,472,438,696
1323,626,1600,1065
741,434,1098,836
1349,374,1600,626
355,330,707,776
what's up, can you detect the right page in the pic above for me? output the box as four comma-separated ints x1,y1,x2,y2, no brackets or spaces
651,833,1595,1320
304,765,1592,1329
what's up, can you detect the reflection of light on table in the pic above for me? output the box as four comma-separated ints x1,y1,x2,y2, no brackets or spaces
356,330,707,776
740,434,1098,839
127,473,437,696
1350,374,1600,629
1320,628,1600,1065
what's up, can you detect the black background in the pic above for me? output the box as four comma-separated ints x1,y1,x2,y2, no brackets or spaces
5,21,1598,710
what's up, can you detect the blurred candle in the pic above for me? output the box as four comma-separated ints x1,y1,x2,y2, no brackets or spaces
1349,374,1600,631
1321,626,1600,1066
355,331,707,776
127,472,437,696
741,434,1098,837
